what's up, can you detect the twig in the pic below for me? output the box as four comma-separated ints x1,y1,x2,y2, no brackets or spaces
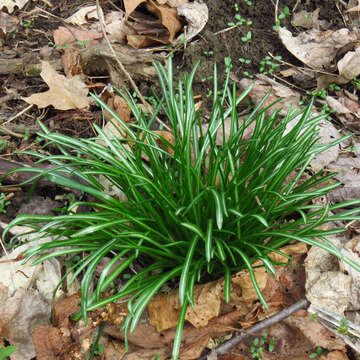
95,0,171,132
2,104,33,126
198,298,310,359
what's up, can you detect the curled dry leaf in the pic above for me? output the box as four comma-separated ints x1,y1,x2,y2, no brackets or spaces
278,27,358,69
61,47,84,77
125,0,182,47
175,1,208,44
22,61,90,110
0,0,28,13
0,10,18,34
65,5,98,26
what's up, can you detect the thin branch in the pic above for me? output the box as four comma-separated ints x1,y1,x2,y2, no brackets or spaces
198,298,310,359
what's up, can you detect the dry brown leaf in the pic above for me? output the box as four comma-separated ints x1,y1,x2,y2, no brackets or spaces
53,26,102,47
320,351,349,360
61,47,84,77
124,0,146,15
336,47,360,83
292,8,320,29
22,61,90,110
103,11,129,43
278,27,358,69
326,91,360,131
0,0,28,13
284,312,346,351
65,5,98,26
0,10,18,34
239,74,301,116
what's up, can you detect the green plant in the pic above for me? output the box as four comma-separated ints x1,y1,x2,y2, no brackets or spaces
309,312,319,322
309,346,323,358
4,57,360,360
259,56,282,75
0,345,17,360
0,192,10,214
241,31,252,42
250,333,275,359
274,6,290,30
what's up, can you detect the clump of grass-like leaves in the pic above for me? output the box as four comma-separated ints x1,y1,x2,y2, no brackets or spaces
4,58,360,359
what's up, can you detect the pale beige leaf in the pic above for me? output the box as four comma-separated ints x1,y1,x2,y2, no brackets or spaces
0,10,18,34
22,61,90,110
65,5,98,26
176,2,208,43
0,0,28,13
279,27,357,69
337,48,360,83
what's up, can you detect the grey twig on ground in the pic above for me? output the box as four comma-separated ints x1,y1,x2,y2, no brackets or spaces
198,298,310,359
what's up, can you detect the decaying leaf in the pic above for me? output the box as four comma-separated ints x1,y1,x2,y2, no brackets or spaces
0,0,28,13
53,25,102,47
125,0,182,47
326,90,360,131
22,61,90,110
0,10,18,34
310,119,341,170
238,74,301,116
65,5,98,26
0,285,51,360
278,27,358,69
291,8,320,29
175,2,208,44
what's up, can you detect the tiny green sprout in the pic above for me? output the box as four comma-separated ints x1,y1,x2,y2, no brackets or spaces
309,312,319,322
206,89,213,97
23,129,30,141
278,6,290,19
203,50,214,56
247,20,253,26
273,20,281,31
352,76,360,90
309,346,322,358
243,71,254,79
23,21,32,28
244,0,253,5
234,3,239,11
239,58,251,64
241,31,252,42
0,140,7,152
268,337,275,352
305,14,309,20
201,76,214,83
0,345,18,360
76,40,90,47
328,83,341,92
12,29,19,39
0,193,10,214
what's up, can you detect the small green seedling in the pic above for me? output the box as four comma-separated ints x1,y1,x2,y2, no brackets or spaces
241,31,252,42
23,21,32,28
48,41,69,49
309,312,319,322
274,6,290,30
337,317,354,338
0,345,18,360
0,193,10,214
239,58,251,64
309,346,322,358
203,50,214,56
259,55,282,75
244,0,253,5
250,333,275,359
